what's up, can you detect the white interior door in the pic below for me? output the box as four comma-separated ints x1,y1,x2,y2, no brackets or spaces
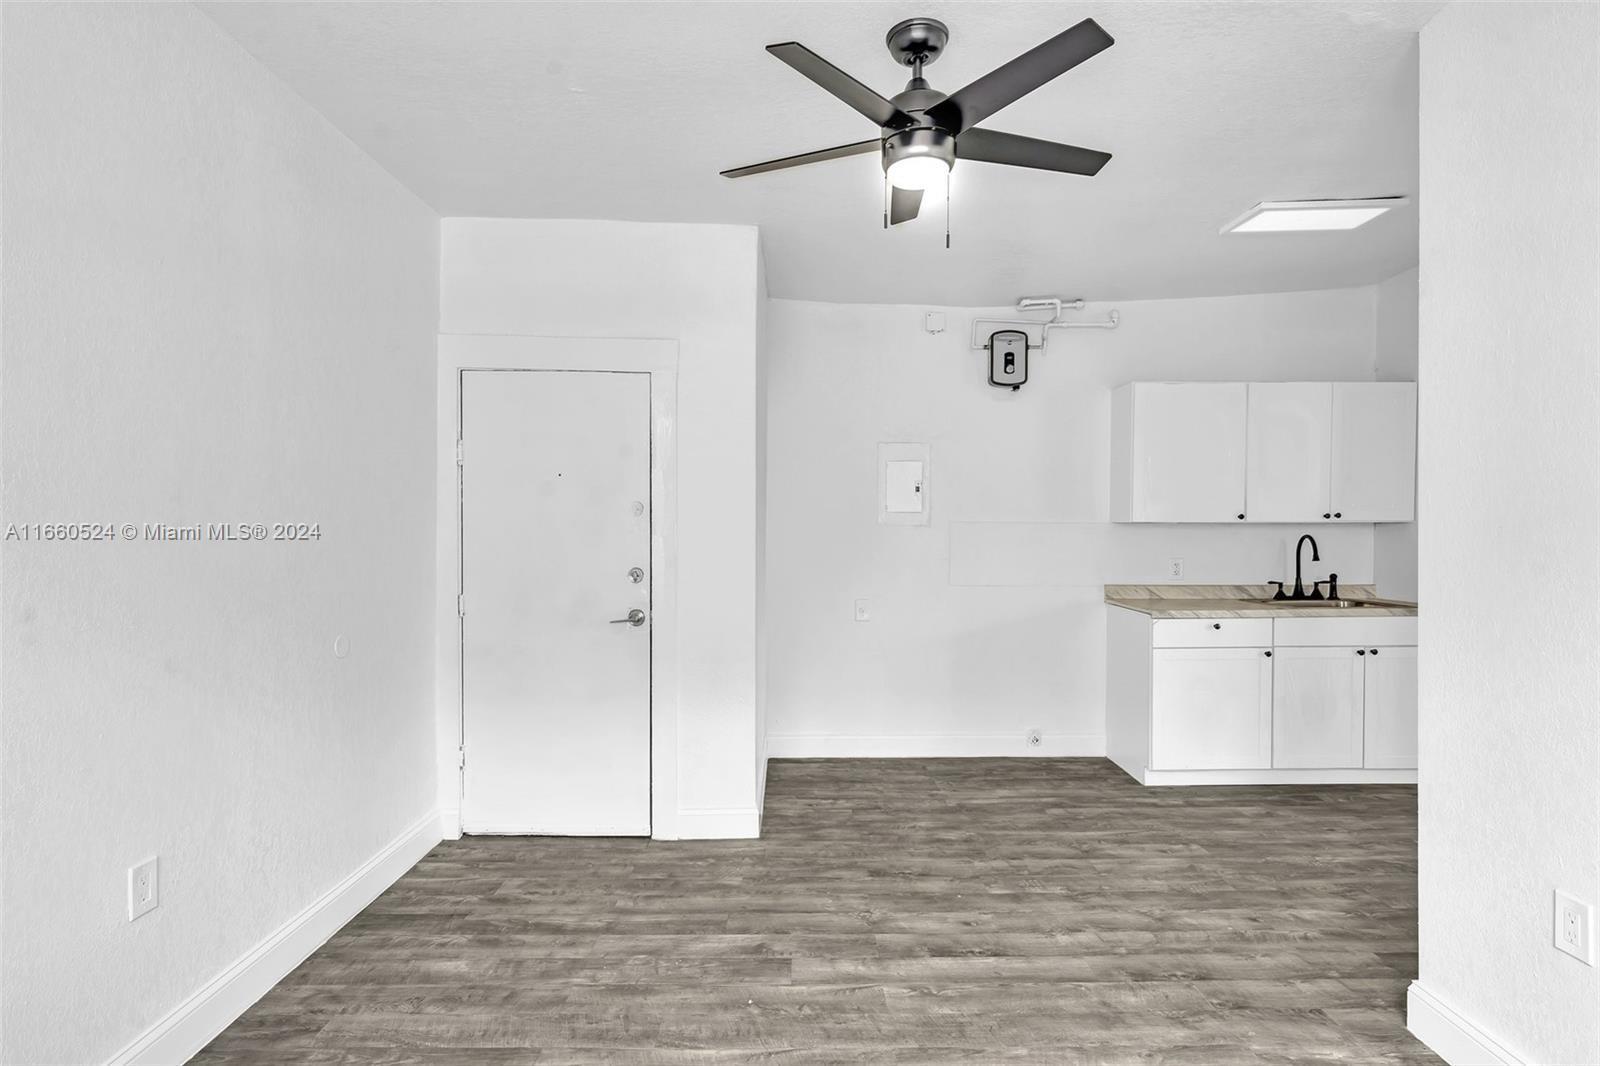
461,370,652,835
1246,383,1333,521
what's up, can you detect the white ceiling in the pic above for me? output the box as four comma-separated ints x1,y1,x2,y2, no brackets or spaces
200,1,1437,305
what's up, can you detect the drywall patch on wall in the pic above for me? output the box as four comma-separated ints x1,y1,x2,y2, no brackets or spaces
1413,5,1600,1063
764,289,1383,750
0,5,440,1062
948,522,1372,588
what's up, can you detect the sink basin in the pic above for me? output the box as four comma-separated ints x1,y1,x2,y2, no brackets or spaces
1254,598,1402,609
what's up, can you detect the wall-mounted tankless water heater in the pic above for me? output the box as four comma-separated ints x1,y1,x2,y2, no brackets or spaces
967,297,1121,392
988,330,1029,390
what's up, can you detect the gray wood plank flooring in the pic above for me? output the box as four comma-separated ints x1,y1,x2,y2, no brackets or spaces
195,758,1439,1064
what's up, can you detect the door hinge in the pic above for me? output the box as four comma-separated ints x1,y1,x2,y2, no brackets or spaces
455,439,464,466
457,747,465,769
457,593,465,617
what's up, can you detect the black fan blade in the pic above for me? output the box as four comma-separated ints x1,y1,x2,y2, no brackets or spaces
889,186,923,225
721,139,881,178
924,19,1114,134
767,42,917,130
957,128,1111,176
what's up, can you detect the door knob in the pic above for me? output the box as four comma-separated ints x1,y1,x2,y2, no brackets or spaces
609,609,647,627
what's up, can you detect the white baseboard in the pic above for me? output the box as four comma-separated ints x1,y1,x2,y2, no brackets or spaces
766,732,1106,759
756,744,769,827
1407,981,1525,1065
676,806,761,839
107,809,444,1066
439,805,462,840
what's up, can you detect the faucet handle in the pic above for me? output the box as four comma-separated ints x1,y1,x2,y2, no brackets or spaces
1267,580,1287,601
1310,580,1327,601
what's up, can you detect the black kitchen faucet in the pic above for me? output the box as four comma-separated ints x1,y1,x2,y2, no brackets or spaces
1291,534,1321,599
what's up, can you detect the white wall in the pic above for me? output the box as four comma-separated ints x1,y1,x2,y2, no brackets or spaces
1412,4,1600,1063
0,5,440,1064
438,218,763,826
755,249,771,807
1374,267,1419,600
765,288,1383,755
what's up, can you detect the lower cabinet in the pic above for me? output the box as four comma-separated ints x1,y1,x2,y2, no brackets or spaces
1150,648,1273,770
1363,645,1419,768
1272,647,1365,768
1107,607,1418,784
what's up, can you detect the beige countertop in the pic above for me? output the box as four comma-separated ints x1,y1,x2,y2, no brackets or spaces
1105,584,1418,618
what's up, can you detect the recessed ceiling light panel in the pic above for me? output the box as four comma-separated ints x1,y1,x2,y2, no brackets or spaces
1222,197,1410,234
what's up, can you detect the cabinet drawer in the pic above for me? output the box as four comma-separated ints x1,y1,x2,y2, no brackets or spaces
1273,616,1417,647
1152,618,1273,648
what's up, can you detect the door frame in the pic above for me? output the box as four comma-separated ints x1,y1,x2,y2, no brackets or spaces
437,335,680,840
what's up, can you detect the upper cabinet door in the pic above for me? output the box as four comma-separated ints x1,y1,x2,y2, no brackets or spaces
1246,383,1333,522
1114,383,1248,522
1331,383,1417,522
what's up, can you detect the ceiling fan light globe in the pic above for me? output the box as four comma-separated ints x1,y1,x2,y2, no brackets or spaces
886,155,950,191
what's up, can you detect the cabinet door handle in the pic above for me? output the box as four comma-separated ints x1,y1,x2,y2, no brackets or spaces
1334,512,1343,519
1369,648,1379,655
1356,648,1366,655
1323,512,1332,519
1264,650,1272,658
1212,623,1222,630
1237,513,1245,520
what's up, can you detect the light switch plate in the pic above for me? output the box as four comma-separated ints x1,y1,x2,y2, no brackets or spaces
854,599,871,622
1555,890,1593,964
128,856,159,921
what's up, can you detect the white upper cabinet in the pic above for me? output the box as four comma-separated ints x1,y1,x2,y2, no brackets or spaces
1246,383,1333,522
1110,383,1248,523
1331,383,1418,522
1113,381,1416,523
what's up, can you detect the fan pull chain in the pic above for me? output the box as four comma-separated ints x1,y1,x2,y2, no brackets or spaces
882,169,888,230
945,169,951,249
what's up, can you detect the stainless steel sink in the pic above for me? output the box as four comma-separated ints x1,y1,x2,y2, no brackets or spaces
1255,598,1404,609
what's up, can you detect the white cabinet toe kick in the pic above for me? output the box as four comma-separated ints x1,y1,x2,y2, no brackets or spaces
1106,607,1417,786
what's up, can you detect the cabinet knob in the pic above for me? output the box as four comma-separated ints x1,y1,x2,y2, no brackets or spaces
1334,512,1343,519
1323,513,1332,519
1237,513,1245,520
1212,623,1222,630
1264,650,1272,658
1370,648,1379,655
1357,648,1366,655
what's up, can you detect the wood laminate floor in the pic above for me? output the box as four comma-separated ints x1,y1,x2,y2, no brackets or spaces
196,758,1438,1065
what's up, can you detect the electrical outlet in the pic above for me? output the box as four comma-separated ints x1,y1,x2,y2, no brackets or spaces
128,857,159,922
1555,890,1593,964
853,599,871,622
1167,558,1184,579
1026,730,1043,748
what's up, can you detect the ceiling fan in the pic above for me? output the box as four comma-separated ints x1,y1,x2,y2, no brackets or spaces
721,17,1115,228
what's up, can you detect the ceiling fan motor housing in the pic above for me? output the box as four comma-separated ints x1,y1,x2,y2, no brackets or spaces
882,125,956,175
